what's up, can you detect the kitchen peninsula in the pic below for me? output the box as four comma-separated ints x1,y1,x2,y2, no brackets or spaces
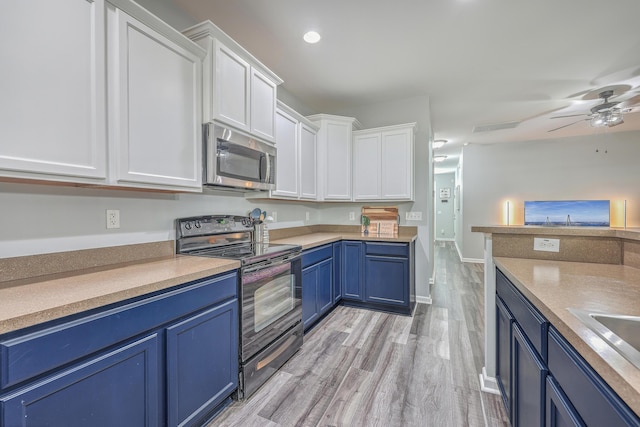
473,225,640,423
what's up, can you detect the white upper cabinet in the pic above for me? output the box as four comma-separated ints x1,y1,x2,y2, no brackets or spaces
272,108,299,198
107,1,204,191
270,102,318,200
0,0,205,191
0,0,108,183
307,114,361,201
214,41,250,131
184,21,281,143
250,68,278,142
353,133,381,200
299,122,318,200
353,123,416,201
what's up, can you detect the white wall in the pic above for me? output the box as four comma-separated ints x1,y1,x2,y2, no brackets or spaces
461,130,640,260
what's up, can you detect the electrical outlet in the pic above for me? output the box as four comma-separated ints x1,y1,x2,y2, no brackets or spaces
305,212,310,221
533,237,560,252
106,209,120,229
406,211,422,221
349,212,355,221
272,211,278,222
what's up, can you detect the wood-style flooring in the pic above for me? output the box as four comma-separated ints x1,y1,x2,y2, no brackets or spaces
209,241,509,426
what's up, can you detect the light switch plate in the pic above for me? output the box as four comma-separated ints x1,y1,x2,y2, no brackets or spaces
406,211,422,221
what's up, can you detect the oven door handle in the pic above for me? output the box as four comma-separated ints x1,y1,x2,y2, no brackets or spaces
242,255,296,274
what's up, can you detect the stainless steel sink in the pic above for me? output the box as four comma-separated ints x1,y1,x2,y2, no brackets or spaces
568,308,640,369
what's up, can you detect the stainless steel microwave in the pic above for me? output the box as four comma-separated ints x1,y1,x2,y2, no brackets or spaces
204,123,276,191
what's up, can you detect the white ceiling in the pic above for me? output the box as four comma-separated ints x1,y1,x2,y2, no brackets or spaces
173,0,640,171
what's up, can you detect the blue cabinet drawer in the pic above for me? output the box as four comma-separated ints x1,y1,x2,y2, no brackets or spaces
548,327,640,427
365,242,409,257
496,268,547,358
302,244,332,268
0,272,237,390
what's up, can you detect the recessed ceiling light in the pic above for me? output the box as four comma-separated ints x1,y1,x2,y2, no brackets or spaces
433,155,448,163
433,139,448,149
303,31,321,44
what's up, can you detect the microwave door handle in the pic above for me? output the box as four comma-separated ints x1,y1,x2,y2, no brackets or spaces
264,153,272,183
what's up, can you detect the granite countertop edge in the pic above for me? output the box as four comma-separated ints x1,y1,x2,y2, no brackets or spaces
494,256,640,417
472,225,640,241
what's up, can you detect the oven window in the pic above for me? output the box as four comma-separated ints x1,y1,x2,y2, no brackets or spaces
253,273,295,333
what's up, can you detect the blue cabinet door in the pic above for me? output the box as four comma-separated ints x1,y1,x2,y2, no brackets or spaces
332,241,342,303
166,299,238,427
512,323,547,427
1,334,160,427
317,258,333,315
364,255,408,306
342,241,363,301
302,265,319,329
496,296,513,420
546,376,585,427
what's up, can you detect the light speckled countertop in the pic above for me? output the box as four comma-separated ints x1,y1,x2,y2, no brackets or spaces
0,229,416,336
494,257,640,416
0,256,239,335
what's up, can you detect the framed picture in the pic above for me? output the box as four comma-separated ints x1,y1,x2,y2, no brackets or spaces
524,200,610,227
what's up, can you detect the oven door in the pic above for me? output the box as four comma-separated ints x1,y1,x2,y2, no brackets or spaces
205,124,276,190
240,255,302,362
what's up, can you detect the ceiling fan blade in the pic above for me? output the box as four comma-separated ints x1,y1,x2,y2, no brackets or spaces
550,113,588,119
548,119,587,132
619,93,640,108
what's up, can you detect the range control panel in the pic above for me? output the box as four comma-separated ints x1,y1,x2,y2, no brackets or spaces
177,215,253,238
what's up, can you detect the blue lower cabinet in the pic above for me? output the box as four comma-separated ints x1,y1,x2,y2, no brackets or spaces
546,376,585,427
166,299,238,427
332,242,342,303
302,266,320,328
1,334,160,427
0,272,240,427
302,257,333,330
341,241,364,301
547,327,640,427
512,323,547,427
496,296,513,420
364,255,408,306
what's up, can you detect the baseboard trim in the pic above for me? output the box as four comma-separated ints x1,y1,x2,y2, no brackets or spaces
435,238,455,242
479,367,501,395
462,257,485,264
416,295,432,304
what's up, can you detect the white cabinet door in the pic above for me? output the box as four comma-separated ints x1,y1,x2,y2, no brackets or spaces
299,123,317,199
353,133,381,200
272,109,299,198
109,7,202,190
0,0,107,182
324,121,353,200
214,40,250,132
381,127,413,200
250,68,277,142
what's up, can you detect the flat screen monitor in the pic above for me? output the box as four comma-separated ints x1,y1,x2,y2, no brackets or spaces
524,200,610,227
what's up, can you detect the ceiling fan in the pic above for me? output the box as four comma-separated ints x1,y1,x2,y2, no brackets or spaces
548,89,640,132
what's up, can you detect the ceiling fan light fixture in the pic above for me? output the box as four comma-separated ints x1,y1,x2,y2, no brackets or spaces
433,139,448,149
590,108,624,128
